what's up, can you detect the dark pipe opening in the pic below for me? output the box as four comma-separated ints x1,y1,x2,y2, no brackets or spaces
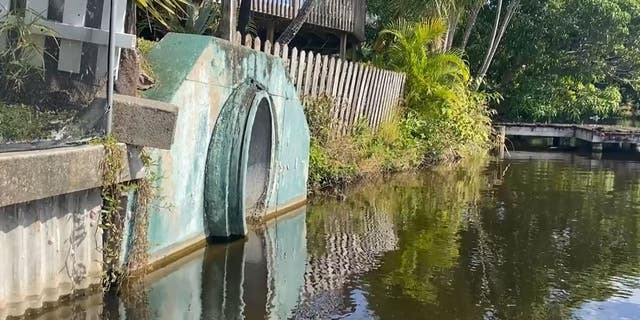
245,98,273,211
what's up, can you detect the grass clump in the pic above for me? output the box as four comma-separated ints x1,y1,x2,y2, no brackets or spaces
0,102,73,143
306,96,424,193
137,38,157,78
0,9,53,99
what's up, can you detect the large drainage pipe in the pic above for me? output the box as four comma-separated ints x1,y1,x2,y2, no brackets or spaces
204,80,276,241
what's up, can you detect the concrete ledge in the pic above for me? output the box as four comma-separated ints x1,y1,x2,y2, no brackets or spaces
112,94,179,149
0,144,144,207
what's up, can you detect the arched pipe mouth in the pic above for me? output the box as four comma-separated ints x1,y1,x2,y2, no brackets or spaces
204,80,278,242
240,91,277,220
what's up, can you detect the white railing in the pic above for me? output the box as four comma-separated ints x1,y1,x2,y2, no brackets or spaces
0,0,135,80
215,0,365,38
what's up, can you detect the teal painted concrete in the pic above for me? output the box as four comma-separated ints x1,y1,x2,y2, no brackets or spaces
140,208,307,319
127,34,310,259
144,34,212,103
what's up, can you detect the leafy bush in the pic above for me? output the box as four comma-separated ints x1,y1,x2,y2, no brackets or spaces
478,0,640,122
509,76,623,122
137,0,221,36
372,18,493,160
0,9,54,100
305,96,424,192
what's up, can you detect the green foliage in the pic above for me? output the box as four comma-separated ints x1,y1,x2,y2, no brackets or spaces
96,135,128,287
135,0,187,30
137,0,221,36
305,96,424,193
512,76,623,122
0,8,54,99
137,38,157,79
94,136,162,299
137,38,157,57
472,0,640,122
373,18,493,160
0,102,73,143
308,19,494,191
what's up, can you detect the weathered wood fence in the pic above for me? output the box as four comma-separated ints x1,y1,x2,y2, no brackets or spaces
234,33,406,134
0,0,135,81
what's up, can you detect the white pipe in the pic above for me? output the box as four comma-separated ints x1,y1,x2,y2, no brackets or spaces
106,0,116,134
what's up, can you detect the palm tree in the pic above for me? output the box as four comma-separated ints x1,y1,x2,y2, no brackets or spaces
136,0,189,31
374,18,471,113
373,18,492,152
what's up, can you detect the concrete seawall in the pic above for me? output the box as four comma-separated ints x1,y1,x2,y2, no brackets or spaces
0,34,310,318
0,189,102,319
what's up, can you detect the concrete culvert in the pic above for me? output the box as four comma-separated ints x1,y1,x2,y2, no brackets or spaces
204,83,277,241
244,98,273,212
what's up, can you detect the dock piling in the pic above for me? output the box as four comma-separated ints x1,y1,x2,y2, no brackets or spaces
496,125,506,159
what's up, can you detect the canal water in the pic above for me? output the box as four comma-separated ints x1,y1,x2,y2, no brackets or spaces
36,151,640,319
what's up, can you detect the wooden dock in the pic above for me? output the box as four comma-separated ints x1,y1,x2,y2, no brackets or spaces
495,123,640,153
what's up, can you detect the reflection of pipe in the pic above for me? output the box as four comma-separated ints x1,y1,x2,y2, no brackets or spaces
106,0,116,133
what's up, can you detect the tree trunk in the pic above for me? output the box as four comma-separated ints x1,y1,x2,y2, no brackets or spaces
217,0,237,41
460,1,483,51
476,0,520,89
477,0,503,84
115,0,139,96
485,1,518,67
445,12,460,51
276,0,321,45
476,0,519,89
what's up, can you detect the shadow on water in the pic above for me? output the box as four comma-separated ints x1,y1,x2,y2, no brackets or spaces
28,152,640,320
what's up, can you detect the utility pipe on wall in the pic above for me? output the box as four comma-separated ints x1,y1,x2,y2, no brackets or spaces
106,0,117,133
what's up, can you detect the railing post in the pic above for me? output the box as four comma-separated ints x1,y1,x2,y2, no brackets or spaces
218,0,237,41
266,21,275,43
339,32,347,59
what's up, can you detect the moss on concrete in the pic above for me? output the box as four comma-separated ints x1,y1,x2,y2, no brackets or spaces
0,102,74,143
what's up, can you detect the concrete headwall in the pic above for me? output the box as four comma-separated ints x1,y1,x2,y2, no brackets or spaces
136,33,310,261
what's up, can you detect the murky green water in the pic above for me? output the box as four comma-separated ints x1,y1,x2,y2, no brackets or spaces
37,152,640,319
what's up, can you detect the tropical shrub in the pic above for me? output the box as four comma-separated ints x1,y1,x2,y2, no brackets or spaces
372,18,493,160
136,0,221,37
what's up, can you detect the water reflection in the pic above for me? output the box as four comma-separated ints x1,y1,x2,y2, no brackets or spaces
151,209,307,320
29,152,640,320
362,153,640,320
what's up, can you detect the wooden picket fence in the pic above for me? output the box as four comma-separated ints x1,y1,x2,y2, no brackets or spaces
0,0,135,81
233,32,406,134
